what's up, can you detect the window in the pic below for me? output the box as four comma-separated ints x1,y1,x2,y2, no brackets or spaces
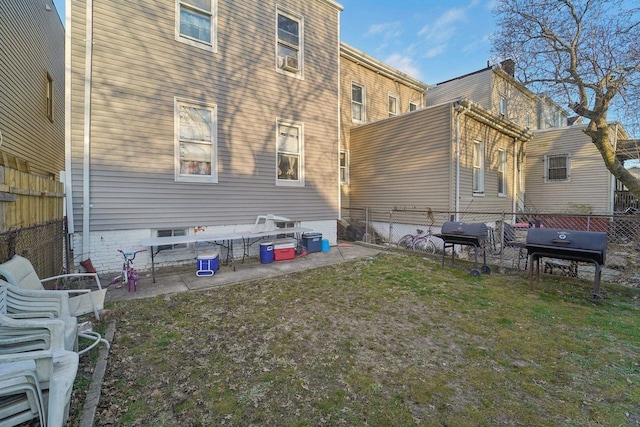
525,113,531,128
409,101,419,112
472,140,485,194
176,0,216,51
277,119,304,186
276,9,303,77
340,150,349,185
175,98,217,183
388,93,398,117
545,154,570,182
499,97,507,117
46,73,53,122
351,83,364,122
498,148,507,196
157,229,188,251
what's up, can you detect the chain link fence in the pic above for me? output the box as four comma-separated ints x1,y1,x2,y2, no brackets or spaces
341,207,640,287
0,219,67,285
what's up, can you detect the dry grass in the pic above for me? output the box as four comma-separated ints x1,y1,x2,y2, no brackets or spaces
68,252,640,426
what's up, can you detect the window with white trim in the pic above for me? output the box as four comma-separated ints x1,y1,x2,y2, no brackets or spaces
277,119,304,186
388,93,399,117
276,8,303,77
340,150,349,185
498,148,507,196
545,153,570,182
176,0,216,51
499,96,507,117
46,73,54,122
409,101,418,112
175,98,217,183
351,83,365,122
157,228,188,251
472,140,485,194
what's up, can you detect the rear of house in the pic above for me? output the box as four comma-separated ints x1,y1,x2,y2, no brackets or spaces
68,0,343,272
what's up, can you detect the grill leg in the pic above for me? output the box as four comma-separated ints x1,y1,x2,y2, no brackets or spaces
592,263,602,301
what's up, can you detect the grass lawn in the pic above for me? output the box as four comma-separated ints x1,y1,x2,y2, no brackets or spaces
69,252,640,426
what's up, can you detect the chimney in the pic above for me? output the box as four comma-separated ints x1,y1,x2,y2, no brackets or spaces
501,59,515,77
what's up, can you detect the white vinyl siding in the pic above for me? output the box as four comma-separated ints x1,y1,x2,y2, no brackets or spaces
276,7,303,78
351,83,365,122
545,153,570,182
276,119,304,186
473,140,485,194
388,93,398,117
175,98,217,183
176,0,216,52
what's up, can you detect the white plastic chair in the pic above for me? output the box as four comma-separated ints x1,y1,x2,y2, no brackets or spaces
0,255,106,320
0,360,46,427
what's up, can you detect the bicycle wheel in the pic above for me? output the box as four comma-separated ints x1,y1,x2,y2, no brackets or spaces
397,234,414,250
414,237,437,254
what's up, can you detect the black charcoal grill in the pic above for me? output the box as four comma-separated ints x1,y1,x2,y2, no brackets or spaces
435,221,491,276
526,228,607,299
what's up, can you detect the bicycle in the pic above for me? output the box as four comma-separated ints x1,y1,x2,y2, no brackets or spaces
397,225,437,254
111,249,147,292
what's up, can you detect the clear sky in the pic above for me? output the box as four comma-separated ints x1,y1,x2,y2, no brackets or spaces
52,0,496,86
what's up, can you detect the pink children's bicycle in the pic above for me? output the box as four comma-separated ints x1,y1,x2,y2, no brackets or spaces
112,249,146,292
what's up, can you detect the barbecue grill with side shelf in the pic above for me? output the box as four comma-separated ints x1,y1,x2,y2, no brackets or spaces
435,221,491,276
525,228,607,300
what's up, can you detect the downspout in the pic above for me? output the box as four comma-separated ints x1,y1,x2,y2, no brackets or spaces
454,101,470,220
337,11,342,220
82,0,94,258
64,0,73,232
512,138,518,215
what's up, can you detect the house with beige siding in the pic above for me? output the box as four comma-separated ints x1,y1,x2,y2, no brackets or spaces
0,0,65,178
525,124,631,214
68,0,343,272
349,98,531,232
339,43,428,209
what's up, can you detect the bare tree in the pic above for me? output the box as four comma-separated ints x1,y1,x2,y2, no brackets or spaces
492,0,640,199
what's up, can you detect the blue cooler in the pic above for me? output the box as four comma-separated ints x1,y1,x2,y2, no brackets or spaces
302,232,322,253
196,252,219,277
260,242,274,264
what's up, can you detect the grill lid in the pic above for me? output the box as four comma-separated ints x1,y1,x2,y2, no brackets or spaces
441,221,488,239
526,228,607,251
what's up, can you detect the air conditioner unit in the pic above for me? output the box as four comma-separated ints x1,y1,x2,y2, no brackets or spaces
282,55,299,72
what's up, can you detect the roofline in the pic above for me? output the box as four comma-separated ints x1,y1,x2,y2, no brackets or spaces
319,0,344,11
434,66,492,86
340,42,429,92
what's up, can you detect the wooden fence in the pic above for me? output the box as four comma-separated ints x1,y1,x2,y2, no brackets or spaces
0,166,65,229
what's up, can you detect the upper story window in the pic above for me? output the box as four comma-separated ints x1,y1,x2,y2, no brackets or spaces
525,113,531,128
388,93,399,117
277,119,304,186
175,98,217,183
409,101,419,112
499,96,507,117
340,150,349,185
351,83,365,122
176,0,216,52
472,140,485,194
276,8,303,78
545,153,570,182
46,73,54,122
498,148,507,196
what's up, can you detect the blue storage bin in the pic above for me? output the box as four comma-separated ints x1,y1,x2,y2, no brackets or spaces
302,232,322,253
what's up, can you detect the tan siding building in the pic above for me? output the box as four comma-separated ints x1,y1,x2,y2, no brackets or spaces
69,0,343,270
0,0,65,178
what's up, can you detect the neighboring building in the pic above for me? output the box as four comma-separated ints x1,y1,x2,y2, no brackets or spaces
525,123,631,214
0,0,65,178
339,42,428,208
349,98,531,220
68,0,343,271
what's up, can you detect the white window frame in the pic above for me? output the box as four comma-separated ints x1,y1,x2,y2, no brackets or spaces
46,72,54,122
409,101,419,112
351,83,365,123
472,140,485,195
175,0,217,52
174,97,217,183
156,228,189,251
498,148,507,197
340,150,349,185
276,118,304,187
545,153,571,182
388,93,399,117
276,7,304,79
499,96,507,117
